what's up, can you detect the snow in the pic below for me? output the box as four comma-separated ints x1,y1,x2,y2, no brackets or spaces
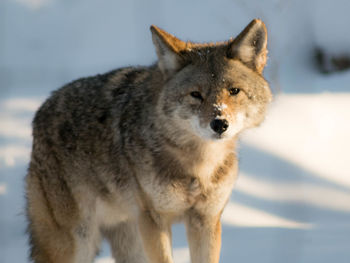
0,145,31,167
1,0,350,262
13,0,51,10
241,93,350,189
0,184,7,195
236,173,350,213
222,202,312,229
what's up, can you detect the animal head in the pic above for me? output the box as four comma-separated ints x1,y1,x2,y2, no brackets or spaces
152,19,272,142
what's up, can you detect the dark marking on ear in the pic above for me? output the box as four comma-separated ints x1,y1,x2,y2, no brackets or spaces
252,28,264,53
227,19,268,73
150,25,188,78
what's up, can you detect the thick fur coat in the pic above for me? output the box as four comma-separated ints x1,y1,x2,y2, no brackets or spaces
26,19,272,263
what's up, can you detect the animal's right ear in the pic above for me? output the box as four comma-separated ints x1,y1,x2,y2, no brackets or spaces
150,25,187,78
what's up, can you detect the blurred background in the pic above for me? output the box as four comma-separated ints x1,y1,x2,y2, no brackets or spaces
1,0,350,262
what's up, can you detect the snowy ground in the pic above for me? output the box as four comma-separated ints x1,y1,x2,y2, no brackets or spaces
1,0,350,262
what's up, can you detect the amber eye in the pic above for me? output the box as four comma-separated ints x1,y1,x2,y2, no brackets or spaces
229,87,240,96
190,91,203,101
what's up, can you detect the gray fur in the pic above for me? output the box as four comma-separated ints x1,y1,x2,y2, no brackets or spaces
26,19,272,263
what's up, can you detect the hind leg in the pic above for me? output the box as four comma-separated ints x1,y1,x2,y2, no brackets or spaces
28,219,76,263
28,217,101,263
103,221,148,263
27,193,101,263
26,175,75,262
26,168,101,263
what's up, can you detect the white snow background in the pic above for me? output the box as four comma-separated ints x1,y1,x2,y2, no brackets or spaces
1,0,350,262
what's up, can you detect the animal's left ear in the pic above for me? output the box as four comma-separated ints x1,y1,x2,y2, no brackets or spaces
227,19,268,74
150,25,187,78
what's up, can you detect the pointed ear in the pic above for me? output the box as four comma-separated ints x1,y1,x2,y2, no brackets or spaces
227,19,268,73
150,25,187,78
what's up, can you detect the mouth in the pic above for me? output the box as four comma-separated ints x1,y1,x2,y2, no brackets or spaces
211,133,225,140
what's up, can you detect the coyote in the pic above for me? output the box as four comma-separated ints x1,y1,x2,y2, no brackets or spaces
26,19,272,263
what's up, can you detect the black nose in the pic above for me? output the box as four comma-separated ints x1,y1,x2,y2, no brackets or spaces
210,119,229,134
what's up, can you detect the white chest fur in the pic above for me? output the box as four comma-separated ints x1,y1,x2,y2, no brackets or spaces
139,139,236,217
191,141,230,183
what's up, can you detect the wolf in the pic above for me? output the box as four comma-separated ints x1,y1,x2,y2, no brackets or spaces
25,19,272,263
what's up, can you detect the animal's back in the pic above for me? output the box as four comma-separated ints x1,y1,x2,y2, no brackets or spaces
33,68,129,153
